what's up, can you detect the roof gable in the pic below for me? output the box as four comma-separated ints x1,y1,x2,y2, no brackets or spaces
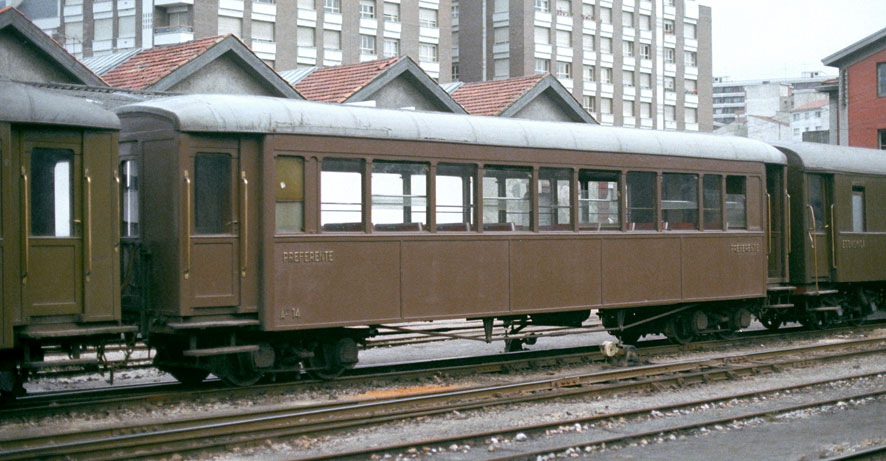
101,35,300,98
294,56,465,113
450,74,596,123
0,7,106,86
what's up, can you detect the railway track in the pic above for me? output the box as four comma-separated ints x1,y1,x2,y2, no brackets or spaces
2,336,885,460
6,321,884,416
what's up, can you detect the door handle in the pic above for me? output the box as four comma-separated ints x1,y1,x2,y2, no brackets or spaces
241,171,248,278
21,166,29,285
184,170,191,280
830,203,837,269
85,169,92,280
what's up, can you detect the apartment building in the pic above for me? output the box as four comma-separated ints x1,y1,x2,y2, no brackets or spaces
453,0,711,131
712,72,832,129
17,0,450,80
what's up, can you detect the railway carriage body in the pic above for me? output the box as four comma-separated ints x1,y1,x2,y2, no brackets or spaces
117,95,786,381
0,81,130,396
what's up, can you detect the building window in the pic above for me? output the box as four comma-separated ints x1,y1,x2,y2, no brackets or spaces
640,102,652,118
495,0,510,13
600,7,611,24
556,29,572,47
685,107,698,124
664,105,676,121
685,79,697,94
639,44,651,60
583,95,595,112
583,65,595,83
636,73,650,89
535,58,550,74
383,38,399,57
556,61,572,79
384,2,400,22
664,47,675,64
323,0,340,14
94,17,113,41
452,62,459,80
419,8,438,28
685,23,697,39
494,58,509,79
535,0,550,13
601,67,612,84
360,34,376,55
600,37,612,53
622,11,633,27
219,16,243,36
324,30,341,50
452,4,459,19
665,0,676,5
664,76,676,91
639,14,651,31
252,20,275,42
582,34,594,51
118,15,136,39
582,3,594,20
623,70,634,87
298,26,315,47
298,0,314,9
494,27,509,44
685,51,697,67
359,0,375,19
623,100,634,117
535,26,550,44
664,19,675,34
880,129,886,150
878,63,886,97
601,97,613,114
419,43,438,62
623,41,634,57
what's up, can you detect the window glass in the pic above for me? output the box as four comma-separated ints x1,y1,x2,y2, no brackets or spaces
122,159,139,237
252,20,274,42
703,175,722,230
324,30,341,50
436,163,476,231
579,170,619,230
30,148,74,237
535,26,550,44
556,29,571,47
384,38,399,57
298,27,315,47
194,153,232,235
539,168,572,230
372,162,428,231
276,156,304,234
726,175,747,230
384,2,400,22
360,34,376,55
600,7,611,23
483,167,531,231
852,187,865,233
323,0,340,14
321,158,363,231
419,8,438,28
359,0,375,18
662,173,698,230
879,63,886,97
626,171,655,230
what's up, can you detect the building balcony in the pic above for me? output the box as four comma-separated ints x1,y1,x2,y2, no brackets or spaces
154,25,193,46
252,39,276,56
253,1,276,17
155,0,192,6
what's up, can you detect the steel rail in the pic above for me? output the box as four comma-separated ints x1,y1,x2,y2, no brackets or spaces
2,337,885,460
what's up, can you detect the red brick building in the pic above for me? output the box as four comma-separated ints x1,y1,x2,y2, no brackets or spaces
822,27,886,149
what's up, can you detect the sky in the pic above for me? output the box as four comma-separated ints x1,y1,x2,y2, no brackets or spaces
698,0,886,81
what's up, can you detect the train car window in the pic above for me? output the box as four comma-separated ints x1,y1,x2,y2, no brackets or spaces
275,156,305,234
661,173,698,230
121,160,139,237
194,153,233,235
578,170,620,231
371,161,428,231
483,166,531,231
321,158,364,232
30,148,74,237
436,163,475,231
539,168,572,231
626,171,656,230
852,187,865,233
726,175,747,230
702,175,722,230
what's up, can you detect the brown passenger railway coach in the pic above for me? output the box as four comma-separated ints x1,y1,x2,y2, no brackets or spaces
115,94,791,384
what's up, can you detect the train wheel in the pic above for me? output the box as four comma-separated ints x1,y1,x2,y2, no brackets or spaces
664,315,694,345
219,353,264,387
155,349,210,385
307,338,358,380
804,311,834,330
758,310,783,331
843,307,866,327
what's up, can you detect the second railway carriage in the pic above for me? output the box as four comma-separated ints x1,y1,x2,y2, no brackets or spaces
759,142,886,329
117,94,788,384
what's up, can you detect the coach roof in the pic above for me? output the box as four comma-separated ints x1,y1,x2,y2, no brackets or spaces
118,94,785,164
0,80,120,129
774,142,886,176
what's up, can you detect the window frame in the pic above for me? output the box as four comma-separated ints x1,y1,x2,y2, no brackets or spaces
878,62,886,97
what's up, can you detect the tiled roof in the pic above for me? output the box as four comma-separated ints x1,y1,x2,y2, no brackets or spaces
294,56,402,103
102,36,226,90
792,99,829,112
449,74,546,116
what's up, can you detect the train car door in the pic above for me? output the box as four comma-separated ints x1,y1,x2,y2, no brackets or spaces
184,149,242,308
766,164,787,282
806,174,833,282
20,132,83,318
